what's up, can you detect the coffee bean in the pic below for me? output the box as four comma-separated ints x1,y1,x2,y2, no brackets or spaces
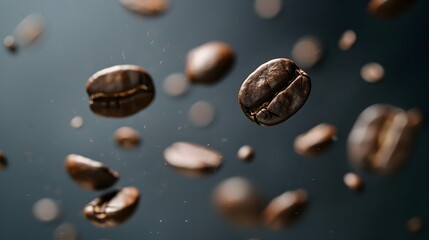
15,14,45,45
163,73,189,97
120,0,169,16
86,65,155,118
347,104,422,175
361,62,384,83
188,101,215,128
0,151,8,170
163,142,223,177
83,187,140,228
185,41,235,85
238,58,311,126
33,198,61,222
262,189,308,230
237,145,254,161
254,0,282,19
53,223,78,240
292,36,323,68
368,0,415,20
294,123,337,157
338,30,356,51
407,216,424,233
64,154,119,190
343,172,364,192
3,35,18,53
70,116,84,129
212,177,264,228
113,126,141,148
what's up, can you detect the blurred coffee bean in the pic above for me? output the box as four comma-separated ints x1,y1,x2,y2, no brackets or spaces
86,65,155,118
188,101,215,128
262,189,308,230
0,151,7,170
212,177,264,227
347,104,422,175
361,62,384,83
185,41,235,85
294,123,337,157
238,58,311,126
113,126,141,148
53,223,78,240
14,14,45,45
368,0,415,20
3,35,17,52
343,172,364,192
83,187,140,228
254,0,282,19
338,30,356,51
237,145,254,162
407,216,424,233
64,154,119,190
163,142,223,177
292,36,323,68
120,0,169,16
33,198,61,222
163,73,189,97
70,116,84,129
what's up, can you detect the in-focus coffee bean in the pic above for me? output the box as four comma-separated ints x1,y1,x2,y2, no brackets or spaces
83,187,140,228
343,172,364,192
407,216,424,233
64,154,119,190
294,123,337,157
163,142,223,177
212,177,264,228
186,41,235,85
292,36,323,68
238,58,311,126
0,151,7,170
33,198,61,222
3,35,17,52
368,0,415,20
120,0,169,16
262,189,308,230
347,104,422,175
338,30,356,51
237,145,254,162
86,65,155,118
113,126,141,148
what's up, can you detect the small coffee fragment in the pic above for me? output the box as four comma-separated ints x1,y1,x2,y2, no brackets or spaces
368,0,415,20
113,126,141,148
64,154,119,190
3,35,17,52
237,145,254,161
292,36,323,68
53,223,78,240
407,216,423,233
70,116,84,129
163,142,223,177
188,101,215,128
347,104,422,175
163,73,189,97
83,187,140,227
86,65,155,118
294,123,337,157
186,41,235,85
262,189,308,230
343,172,363,192
212,177,264,227
0,151,7,170
120,0,169,16
238,58,311,126
338,30,356,51
33,198,61,222
15,14,45,45
254,0,282,19
361,62,384,83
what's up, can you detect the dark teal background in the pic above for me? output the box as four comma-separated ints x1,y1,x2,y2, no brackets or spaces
1,0,428,239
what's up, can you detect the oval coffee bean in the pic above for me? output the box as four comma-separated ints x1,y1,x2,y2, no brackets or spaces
262,189,308,230
238,58,311,126
120,0,169,16
64,154,119,191
368,0,415,20
294,123,337,157
86,65,155,118
83,187,140,228
113,126,141,148
163,142,223,177
347,104,422,175
185,41,235,85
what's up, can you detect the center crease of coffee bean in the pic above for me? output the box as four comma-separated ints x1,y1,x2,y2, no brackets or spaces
89,85,150,100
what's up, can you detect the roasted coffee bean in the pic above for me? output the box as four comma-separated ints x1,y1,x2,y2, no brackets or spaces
120,0,169,16
33,198,61,222
343,172,364,192
15,14,45,45
163,142,223,177
212,177,264,227
262,189,308,230
254,0,282,19
292,36,323,68
368,0,415,20
237,145,254,161
347,104,422,175
407,216,424,233
113,126,141,148
361,62,384,83
86,65,155,118
188,101,215,128
185,41,235,85
294,123,337,157
238,58,311,126
70,116,84,129
3,35,17,52
0,151,7,170
338,30,356,51
83,187,140,228
163,73,189,97
64,154,119,190
53,223,78,240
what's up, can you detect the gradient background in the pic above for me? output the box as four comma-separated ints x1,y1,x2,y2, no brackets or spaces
1,0,428,239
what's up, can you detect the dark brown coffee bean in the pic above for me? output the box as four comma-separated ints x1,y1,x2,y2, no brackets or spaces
347,104,422,175
212,177,264,228
262,189,308,230
83,187,140,228
368,0,415,20
113,126,141,148
343,172,364,192
86,65,155,118
237,145,254,162
238,58,311,126
163,142,223,177
3,35,18,53
120,0,169,16
64,154,119,190
0,151,7,170
294,123,337,157
185,41,235,85
407,216,424,233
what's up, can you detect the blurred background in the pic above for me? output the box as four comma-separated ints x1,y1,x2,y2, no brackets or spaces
1,0,428,239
